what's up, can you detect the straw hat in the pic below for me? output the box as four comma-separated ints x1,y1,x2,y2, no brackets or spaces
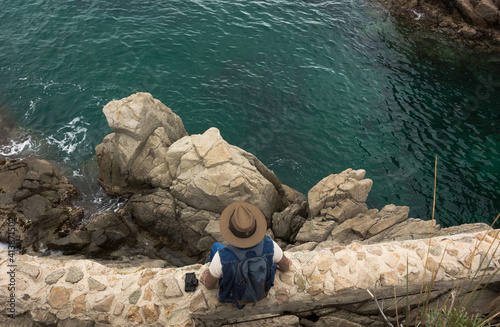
219,202,267,248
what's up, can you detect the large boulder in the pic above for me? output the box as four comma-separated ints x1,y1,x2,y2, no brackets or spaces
166,127,283,219
95,92,188,196
307,168,372,220
0,158,83,252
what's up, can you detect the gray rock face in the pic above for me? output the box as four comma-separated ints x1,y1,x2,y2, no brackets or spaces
307,168,372,220
166,127,282,219
95,92,188,196
0,158,83,252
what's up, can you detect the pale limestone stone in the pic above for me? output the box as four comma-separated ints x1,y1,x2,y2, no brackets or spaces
307,273,327,285
72,294,86,314
126,305,143,323
107,276,119,288
96,314,110,324
334,277,355,292
189,290,208,313
47,287,72,309
425,256,440,274
279,272,294,285
121,274,136,291
380,271,399,286
88,277,107,292
295,251,316,265
138,269,158,286
18,263,40,279
295,218,336,243
324,280,335,295
317,254,334,273
113,302,125,316
356,271,377,289
275,288,291,304
306,285,323,296
386,253,401,268
397,263,407,275
335,252,350,266
164,303,179,321
143,285,156,302
65,266,84,283
295,275,306,293
302,263,316,277
351,242,363,251
94,294,115,312
155,277,183,299
430,244,444,257
143,303,160,323
446,248,459,257
167,127,281,218
45,269,66,285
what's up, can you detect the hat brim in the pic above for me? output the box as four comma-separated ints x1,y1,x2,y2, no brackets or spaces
219,202,267,248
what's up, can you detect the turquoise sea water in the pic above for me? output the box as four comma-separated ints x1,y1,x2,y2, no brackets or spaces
0,0,498,227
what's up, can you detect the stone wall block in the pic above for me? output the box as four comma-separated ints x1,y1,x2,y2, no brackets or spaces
189,290,208,313
47,286,72,309
18,263,40,280
88,277,106,291
113,302,125,316
72,294,86,314
138,269,158,286
65,266,84,284
143,303,161,323
126,305,143,323
129,288,142,304
474,0,499,24
334,276,355,292
45,269,66,285
155,277,183,299
94,294,115,312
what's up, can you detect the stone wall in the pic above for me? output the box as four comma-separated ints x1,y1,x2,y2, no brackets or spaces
1,230,499,326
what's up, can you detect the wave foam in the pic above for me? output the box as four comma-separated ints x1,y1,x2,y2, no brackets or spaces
46,117,90,161
0,134,38,157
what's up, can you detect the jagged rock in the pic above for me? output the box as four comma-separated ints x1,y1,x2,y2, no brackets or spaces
95,92,188,196
295,218,337,243
272,201,307,242
307,169,372,219
81,212,133,254
363,218,440,244
328,204,410,245
166,127,283,219
47,231,90,253
474,0,499,24
0,158,82,252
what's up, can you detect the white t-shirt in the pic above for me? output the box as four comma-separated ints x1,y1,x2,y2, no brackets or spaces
209,241,283,278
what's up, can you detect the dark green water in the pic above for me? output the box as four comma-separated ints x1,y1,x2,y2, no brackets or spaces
0,0,498,226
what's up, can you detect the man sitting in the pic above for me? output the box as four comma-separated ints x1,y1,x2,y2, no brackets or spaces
200,202,291,308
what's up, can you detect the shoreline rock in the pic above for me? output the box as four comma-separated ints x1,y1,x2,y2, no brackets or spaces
371,0,500,51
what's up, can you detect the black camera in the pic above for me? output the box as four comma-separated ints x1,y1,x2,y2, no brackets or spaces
185,272,198,292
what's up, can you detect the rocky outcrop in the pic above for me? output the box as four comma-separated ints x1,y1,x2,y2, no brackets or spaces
95,92,188,196
0,157,83,252
2,230,499,326
91,93,291,258
164,127,283,219
372,0,500,48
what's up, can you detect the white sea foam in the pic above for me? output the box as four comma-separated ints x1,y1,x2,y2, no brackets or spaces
46,117,90,161
0,134,38,157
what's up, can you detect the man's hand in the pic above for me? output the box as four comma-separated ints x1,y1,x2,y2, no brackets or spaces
200,269,219,290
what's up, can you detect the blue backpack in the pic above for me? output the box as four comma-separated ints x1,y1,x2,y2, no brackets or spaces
218,236,277,309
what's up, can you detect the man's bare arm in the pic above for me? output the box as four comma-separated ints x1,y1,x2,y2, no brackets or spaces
276,254,291,272
200,269,219,290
